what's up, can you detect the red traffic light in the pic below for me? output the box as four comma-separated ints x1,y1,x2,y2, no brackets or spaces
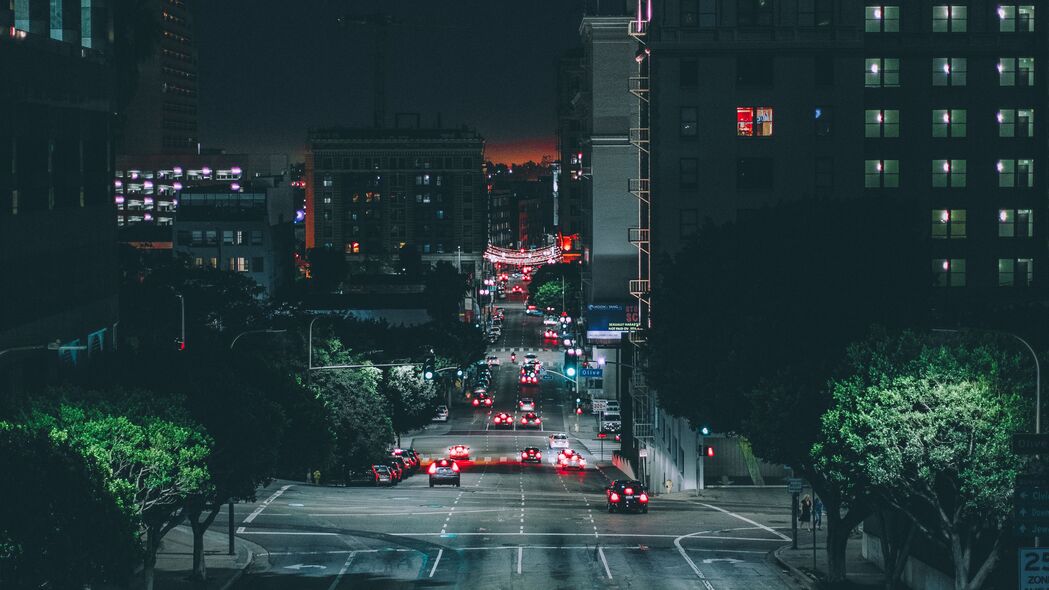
175,339,186,351
702,445,715,458
576,407,583,415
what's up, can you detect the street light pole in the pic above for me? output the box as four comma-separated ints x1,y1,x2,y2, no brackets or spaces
176,293,185,347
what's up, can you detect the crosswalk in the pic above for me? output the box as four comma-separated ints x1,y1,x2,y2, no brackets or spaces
419,455,552,465
490,347,553,353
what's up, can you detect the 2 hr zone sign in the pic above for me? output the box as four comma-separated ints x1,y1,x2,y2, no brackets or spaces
1020,548,1049,590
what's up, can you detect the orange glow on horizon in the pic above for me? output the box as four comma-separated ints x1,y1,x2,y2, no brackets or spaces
487,137,555,166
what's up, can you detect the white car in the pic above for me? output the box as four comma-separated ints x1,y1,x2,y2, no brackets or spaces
605,401,621,413
548,433,570,449
518,397,536,412
486,355,501,366
432,405,449,422
524,353,539,365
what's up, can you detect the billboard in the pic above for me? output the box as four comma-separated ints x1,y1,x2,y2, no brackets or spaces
586,303,640,342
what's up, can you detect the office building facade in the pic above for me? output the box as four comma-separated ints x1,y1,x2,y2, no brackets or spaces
306,127,487,274
1,1,119,389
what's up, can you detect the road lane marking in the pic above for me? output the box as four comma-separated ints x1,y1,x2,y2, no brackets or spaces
674,531,716,590
242,484,291,526
598,546,613,579
326,552,356,590
517,546,523,574
695,502,791,541
428,549,443,577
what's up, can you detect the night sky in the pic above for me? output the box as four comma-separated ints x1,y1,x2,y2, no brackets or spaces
196,0,584,165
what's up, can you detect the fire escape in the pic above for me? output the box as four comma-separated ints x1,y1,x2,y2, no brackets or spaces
627,4,654,470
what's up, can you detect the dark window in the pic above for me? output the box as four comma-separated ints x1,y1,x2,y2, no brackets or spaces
737,55,773,86
738,0,774,26
680,59,698,87
737,158,773,190
680,107,698,137
252,257,265,272
815,158,832,195
681,0,698,26
814,106,833,137
814,56,834,86
680,209,699,238
699,0,717,26
177,230,191,245
680,158,698,189
815,0,833,26
251,230,263,245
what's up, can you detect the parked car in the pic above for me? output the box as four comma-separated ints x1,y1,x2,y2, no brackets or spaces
384,459,404,483
433,405,449,422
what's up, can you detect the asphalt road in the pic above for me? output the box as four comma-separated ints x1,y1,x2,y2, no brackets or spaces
229,292,801,589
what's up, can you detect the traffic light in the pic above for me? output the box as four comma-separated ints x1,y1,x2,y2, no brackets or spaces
700,426,711,436
699,445,715,458
456,368,464,377
564,351,577,378
175,338,186,352
423,356,435,380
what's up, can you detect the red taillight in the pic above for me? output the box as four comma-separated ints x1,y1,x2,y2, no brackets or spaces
535,418,541,423
494,417,500,423
473,400,479,406
428,464,437,474
639,493,649,503
451,463,460,472
485,400,492,406
610,492,620,502
522,452,528,458
521,418,527,424
625,488,634,495
536,452,541,457
598,433,606,439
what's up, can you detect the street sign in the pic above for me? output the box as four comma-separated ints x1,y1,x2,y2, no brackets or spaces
638,448,648,458
592,399,608,412
1014,434,1049,455
1019,548,1049,590
579,367,603,378
1014,481,1049,536
787,478,804,494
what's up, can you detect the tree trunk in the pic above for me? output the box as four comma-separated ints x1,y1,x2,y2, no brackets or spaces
143,525,160,590
877,509,915,590
189,510,207,582
826,508,849,585
954,529,1001,590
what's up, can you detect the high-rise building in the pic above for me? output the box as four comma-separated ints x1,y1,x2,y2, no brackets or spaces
556,47,586,248
1,1,119,390
623,0,1049,494
120,0,199,155
306,125,488,275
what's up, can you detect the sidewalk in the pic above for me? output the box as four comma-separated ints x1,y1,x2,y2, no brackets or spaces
124,524,268,590
773,524,885,589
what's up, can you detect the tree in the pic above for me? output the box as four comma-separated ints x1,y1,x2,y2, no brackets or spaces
527,263,580,315
398,244,424,277
533,282,565,313
26,399,212,590
647,197,929,583
384,365,439,445
308,247,347,292
308,338,395,476
824,331,1030,590
0,424,140,589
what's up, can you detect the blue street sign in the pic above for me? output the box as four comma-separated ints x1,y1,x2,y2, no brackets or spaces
579,368,603,378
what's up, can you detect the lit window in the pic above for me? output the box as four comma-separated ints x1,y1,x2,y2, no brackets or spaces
999,57,1035,86
933,259,966,287
866,5,900,32
680,107,698,137
999,209,1034,237
932,5,967,32
323,176,333,187
865,160,899,188
998,108,1034,137
998,5,1035,33
997,159,1034,188
932,159,966,188
932,109,966,138
814,107,833,137
865,58,900,87
931,209,966,239
865,109,900,138
736,107,773,137
932,57,967,86
999,258,1034,287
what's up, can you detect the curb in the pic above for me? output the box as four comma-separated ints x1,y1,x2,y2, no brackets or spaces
220,535,271,590
771,544,818,590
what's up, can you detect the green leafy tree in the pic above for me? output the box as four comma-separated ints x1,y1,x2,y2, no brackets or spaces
647,197,929,583
384,365,439,445
0,424,140,589
309,338,394,476
527,263,580,315
26,400,212,590
823,331,1030,590
533,282,565,313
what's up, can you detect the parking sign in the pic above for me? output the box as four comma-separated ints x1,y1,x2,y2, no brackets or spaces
1020,548,1049,590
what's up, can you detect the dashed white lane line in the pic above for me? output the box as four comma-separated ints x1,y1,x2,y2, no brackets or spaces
428,549,443,578
237,484,291,533
695,502,791,541
598,546,613,579
517,546,523,575
326,552,356,590
674,531,717,590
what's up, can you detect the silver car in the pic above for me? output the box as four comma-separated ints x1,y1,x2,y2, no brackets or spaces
548,432,570,449
518,397,536,412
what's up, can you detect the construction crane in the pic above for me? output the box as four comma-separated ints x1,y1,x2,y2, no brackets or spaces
336,13,465,129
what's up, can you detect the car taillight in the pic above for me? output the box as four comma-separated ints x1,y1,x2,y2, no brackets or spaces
451,463,460,472
598,433,606,439
610,492,620,502
428,464,437,474
521,418,527,424
473,400,479,406
536,452,541,457
535,418,541,423
494,417,500,423
522,452,528,458
625,488,634,495
639,493,649,503
485,400,492,405
560,458,568,464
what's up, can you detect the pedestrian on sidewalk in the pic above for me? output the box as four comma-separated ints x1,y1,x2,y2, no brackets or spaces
799,494,812,530
813,496,823,530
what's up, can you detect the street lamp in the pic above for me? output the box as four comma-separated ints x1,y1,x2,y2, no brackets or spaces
229,329,288,351
934,328,1041,434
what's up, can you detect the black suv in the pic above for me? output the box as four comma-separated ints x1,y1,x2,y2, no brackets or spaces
605,480,649,513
